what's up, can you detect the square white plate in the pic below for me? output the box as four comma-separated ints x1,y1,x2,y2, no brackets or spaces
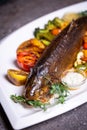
0,1,87,130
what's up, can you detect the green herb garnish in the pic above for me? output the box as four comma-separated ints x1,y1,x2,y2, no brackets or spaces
50,82,69,104
75,63,87,71
11,82,69,110
11,95,47,111
79,10,87,17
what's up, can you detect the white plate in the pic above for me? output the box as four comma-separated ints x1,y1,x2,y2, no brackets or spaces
0,1,87,130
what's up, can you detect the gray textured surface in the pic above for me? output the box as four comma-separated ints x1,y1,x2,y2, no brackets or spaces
0,0,87,130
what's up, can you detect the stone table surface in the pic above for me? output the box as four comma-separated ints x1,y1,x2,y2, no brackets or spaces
0,0,87,130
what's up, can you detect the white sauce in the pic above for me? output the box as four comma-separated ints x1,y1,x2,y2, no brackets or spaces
62,72,86,89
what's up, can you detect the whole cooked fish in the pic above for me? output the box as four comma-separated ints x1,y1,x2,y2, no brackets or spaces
24,16,87,103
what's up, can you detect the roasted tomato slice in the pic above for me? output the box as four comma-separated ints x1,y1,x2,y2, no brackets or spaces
17,51,38,71
16,39,45,71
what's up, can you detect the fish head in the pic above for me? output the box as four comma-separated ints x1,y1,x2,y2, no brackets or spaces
23,65,52,103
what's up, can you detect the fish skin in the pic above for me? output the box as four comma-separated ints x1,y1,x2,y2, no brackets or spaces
24,16,87,102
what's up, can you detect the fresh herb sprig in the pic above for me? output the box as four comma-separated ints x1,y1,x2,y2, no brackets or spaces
11,95,47,111
11,82,69,110
50,82,69,104
79,10,87,17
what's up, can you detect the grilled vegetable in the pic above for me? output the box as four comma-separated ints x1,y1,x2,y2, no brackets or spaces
41,39,50,46
52,17,67,29
7,69,28,86
51,28,61,36
16,39,45,71
83,31,87,49
45,20,56,30
34,28,55,42
17,51,38,71
34,17,68,46
62,12,80,22
17,38,45,54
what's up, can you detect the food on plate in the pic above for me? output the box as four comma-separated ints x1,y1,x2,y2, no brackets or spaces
83,31,87,49
24,16,87,102
34,17,68,46
62,71,86,90
62,10,87,22
16,11,87,73
7,69,28,86
16,38,45,71
11,16,87,110
16,17,69,72
74,31,87,77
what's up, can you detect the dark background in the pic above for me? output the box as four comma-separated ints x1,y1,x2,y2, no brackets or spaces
0,0,87,130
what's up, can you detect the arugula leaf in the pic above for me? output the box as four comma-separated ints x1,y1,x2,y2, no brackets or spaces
11,95,26,103
11,82,69,110
50,82,69,104
11,95,47,111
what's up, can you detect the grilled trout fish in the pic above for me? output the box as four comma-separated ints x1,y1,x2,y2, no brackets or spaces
24,16,87,103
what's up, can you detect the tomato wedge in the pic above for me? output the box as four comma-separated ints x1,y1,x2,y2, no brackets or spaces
17,51,38,71
16,38,45,71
